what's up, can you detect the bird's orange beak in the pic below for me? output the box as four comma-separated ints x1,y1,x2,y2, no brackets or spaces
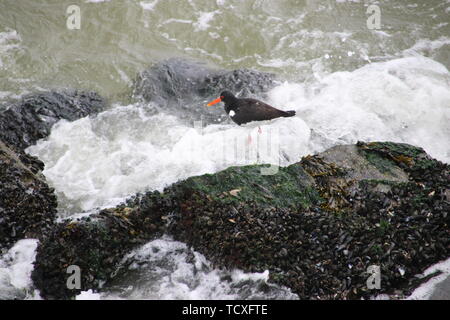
206,96,223,107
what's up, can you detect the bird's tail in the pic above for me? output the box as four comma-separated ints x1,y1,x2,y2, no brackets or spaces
282,110,296,117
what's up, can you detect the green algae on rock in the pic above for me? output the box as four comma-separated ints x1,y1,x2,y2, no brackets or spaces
170,164,319,209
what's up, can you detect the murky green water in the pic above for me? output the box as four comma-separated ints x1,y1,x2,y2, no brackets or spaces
1,0,449,103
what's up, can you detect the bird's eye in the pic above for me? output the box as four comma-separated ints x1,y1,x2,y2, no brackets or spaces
220,96,224,99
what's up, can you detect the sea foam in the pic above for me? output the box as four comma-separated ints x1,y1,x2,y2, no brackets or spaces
26,56,450,215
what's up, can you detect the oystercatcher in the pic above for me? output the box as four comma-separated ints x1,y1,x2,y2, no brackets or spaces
206,91,296,125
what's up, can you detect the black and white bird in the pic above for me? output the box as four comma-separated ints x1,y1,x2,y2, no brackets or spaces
207,90,296,125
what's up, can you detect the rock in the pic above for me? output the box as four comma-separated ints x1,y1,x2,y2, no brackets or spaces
319,144,409,182
133,58,277,124
429,276,450,300
0,140,57,252
0,89,105,251
31,142,450,299
31,197,167,299
0,90,106,150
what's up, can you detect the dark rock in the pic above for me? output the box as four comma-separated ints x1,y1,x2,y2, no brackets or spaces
133,58,277,124
0,89,105,252
31,142,449,299
0,140,57,252
0,90,106,150
31,198,167,299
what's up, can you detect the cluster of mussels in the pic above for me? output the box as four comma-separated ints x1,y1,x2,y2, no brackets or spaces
163,142,449,299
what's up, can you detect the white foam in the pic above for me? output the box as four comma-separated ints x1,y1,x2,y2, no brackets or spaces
268,56,450,162
0,29,22,68
406,257,450,300
90,236,297,300
162,19,194,25
26,56,450,215
140,0,159,11
0,239,40,300
76,289,101,300
27,102,309,214
193,11,219,32
403,37,450,57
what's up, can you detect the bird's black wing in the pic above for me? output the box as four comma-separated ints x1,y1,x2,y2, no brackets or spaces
235,98,288,124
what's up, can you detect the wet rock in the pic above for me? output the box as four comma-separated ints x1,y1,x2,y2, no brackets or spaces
0,140,57,252
0,89,105,252
133,58,277,124
31,197,167,299
31,141,449,299
0,90,106,150
165,141,449,299
319,144,409,182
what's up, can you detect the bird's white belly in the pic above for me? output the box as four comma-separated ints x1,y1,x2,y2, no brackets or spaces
228,110,236,117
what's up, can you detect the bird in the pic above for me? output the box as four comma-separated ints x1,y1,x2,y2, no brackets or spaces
206,90,296,125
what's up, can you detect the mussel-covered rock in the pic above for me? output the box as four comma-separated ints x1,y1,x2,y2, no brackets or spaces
31,141,449,299
164,142,449,299
31,198,167,299
0,89,106,251
0,141,57,252
0,90,106,150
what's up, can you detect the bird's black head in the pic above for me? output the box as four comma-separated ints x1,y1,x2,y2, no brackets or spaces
219,90,236,104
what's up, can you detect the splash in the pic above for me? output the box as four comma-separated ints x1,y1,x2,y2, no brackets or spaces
27,56,450,215
77,236,297,300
